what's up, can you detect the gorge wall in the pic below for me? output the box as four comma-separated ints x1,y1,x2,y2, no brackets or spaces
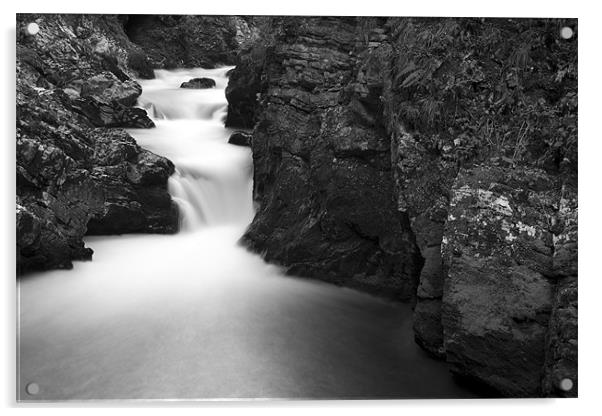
228,17,578,397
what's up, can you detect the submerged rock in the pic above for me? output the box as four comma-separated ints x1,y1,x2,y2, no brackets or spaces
228,131,252,147
180,77,216,89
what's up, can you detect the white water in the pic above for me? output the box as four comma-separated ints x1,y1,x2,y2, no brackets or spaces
17,67,476,400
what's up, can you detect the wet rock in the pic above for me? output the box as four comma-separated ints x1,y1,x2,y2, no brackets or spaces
413,299,445,357
180,77,216,89
228,131,252,147
67,95,154,128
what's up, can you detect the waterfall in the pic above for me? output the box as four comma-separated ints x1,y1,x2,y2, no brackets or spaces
131,67,254,231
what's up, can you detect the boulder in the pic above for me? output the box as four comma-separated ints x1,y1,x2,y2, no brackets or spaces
228,131,252,147
441,166,559,397
180,77,216,89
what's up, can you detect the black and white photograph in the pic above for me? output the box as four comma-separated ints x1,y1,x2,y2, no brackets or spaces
11,3,582,405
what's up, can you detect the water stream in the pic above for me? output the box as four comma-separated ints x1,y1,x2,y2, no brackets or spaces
17,67,477,400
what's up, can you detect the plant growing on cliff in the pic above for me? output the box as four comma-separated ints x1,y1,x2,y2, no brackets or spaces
384,17,577,175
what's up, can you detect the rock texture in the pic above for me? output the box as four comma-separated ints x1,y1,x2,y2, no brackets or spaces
240,17,422,300
17,14,178,274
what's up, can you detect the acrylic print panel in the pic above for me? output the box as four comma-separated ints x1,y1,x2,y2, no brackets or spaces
16,14,577,401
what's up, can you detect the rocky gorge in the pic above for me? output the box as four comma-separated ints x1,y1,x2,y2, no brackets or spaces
227,17,578,397
16,14,577,399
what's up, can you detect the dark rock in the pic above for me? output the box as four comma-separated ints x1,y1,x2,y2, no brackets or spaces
228,131,252,147
180,77,216,89
240,17,422,300
123,15,242,69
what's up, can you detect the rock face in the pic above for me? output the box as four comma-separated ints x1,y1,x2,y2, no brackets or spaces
180,77,216,89
17,14,178,274
240,17,422,300
225,45,267,128
230,16,578,396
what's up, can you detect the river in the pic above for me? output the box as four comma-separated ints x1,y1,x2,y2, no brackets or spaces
17,67,477,400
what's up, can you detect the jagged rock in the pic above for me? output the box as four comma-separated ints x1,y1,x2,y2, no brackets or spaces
228,131,252,147
180,77,216,89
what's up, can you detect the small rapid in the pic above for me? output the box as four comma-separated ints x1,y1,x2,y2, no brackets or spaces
17,67,477,400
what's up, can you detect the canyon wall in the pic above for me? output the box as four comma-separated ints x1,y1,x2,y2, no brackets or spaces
229,17,577,397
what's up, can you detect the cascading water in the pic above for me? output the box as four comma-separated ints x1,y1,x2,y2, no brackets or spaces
17,68,477,400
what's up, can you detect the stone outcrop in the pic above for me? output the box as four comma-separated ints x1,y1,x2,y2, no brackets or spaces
240,17,422,300
17,14,178,274
180,77,216,89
